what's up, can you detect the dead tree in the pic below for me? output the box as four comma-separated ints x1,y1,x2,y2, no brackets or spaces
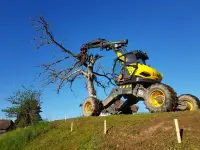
31,16,116,97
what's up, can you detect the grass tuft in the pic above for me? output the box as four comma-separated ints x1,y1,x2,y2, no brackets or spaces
0,121,51,150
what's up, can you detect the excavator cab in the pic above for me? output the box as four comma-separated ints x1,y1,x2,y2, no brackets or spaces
112,50,163,85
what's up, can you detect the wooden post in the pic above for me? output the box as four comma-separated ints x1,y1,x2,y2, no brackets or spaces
65,114,67,122
174,119,181,143
71,122,73,132
104,120,107,134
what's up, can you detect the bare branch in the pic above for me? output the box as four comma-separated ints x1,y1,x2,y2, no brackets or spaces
31,16,76,58
93,72,115,86
75,69,88,76
38,56,69,68
90,54,103,65
56,70,82,93
93,76,108,95
93,64,116,87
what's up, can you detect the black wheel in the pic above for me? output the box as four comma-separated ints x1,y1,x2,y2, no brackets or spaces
177,94,200,111
82,97,102,116
144,83,177,113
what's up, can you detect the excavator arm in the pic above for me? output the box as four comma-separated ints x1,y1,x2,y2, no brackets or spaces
78,38,128,62
77,38,129,82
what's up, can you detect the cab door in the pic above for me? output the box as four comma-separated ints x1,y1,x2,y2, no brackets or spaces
124,53,138,80
112,53,138,83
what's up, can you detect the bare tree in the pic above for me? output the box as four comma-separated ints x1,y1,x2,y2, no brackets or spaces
31,16,116,97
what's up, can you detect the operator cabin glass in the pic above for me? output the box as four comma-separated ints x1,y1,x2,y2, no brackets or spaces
113,53,147,81
139,59,146,65
125,53,146,65
114,59,123,79
125,53,137,64
113,54,132,80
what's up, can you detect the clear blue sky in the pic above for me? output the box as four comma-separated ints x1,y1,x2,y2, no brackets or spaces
0,0,200,121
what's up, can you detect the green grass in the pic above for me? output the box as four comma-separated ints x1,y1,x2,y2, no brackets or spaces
1,111,200,150
0,121,51,150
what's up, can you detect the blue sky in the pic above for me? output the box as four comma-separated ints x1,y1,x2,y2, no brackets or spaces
0,0,200,121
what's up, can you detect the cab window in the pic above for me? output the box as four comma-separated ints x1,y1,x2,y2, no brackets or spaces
125,54,137,64
139,59,146,65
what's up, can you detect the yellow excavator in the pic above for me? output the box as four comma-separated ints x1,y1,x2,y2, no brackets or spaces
78,38,200,116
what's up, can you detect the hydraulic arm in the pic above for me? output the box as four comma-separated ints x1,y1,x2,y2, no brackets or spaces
77,38,128,63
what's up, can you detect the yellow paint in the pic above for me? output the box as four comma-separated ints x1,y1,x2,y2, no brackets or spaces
118,74,123,81
84,102,92,113
115,49,123,58
184,100,193,111
115,49,125,64
150,90,165,107
119,84,132,88
125,63,163,81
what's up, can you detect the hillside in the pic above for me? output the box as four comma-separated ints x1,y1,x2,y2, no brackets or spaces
1,111,200,150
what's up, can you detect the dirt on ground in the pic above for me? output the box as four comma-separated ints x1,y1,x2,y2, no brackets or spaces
102,111,200,150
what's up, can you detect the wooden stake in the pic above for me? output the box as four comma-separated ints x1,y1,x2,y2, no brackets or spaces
104,120,107,134
65,114,67,122
174,119,181,143
71,122,73,132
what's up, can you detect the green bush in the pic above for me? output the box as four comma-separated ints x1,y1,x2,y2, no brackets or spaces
0,121,51,150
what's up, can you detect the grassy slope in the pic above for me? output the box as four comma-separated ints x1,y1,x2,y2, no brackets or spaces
1,111,200,150
0,122,51,150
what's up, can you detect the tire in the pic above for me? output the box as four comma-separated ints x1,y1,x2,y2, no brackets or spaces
177,94,200,111
144,83,177,113
82,97,102,116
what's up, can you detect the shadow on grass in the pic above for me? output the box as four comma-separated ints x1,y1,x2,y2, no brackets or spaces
107,126,114,134
180,129,184,141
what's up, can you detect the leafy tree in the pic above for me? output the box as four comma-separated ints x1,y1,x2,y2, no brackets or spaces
2,86,42,128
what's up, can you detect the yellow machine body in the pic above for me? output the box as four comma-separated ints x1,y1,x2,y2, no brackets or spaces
126,63,163,81
115,49,163,82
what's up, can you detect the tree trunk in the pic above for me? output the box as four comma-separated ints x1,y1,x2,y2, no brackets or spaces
87,64,96,97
